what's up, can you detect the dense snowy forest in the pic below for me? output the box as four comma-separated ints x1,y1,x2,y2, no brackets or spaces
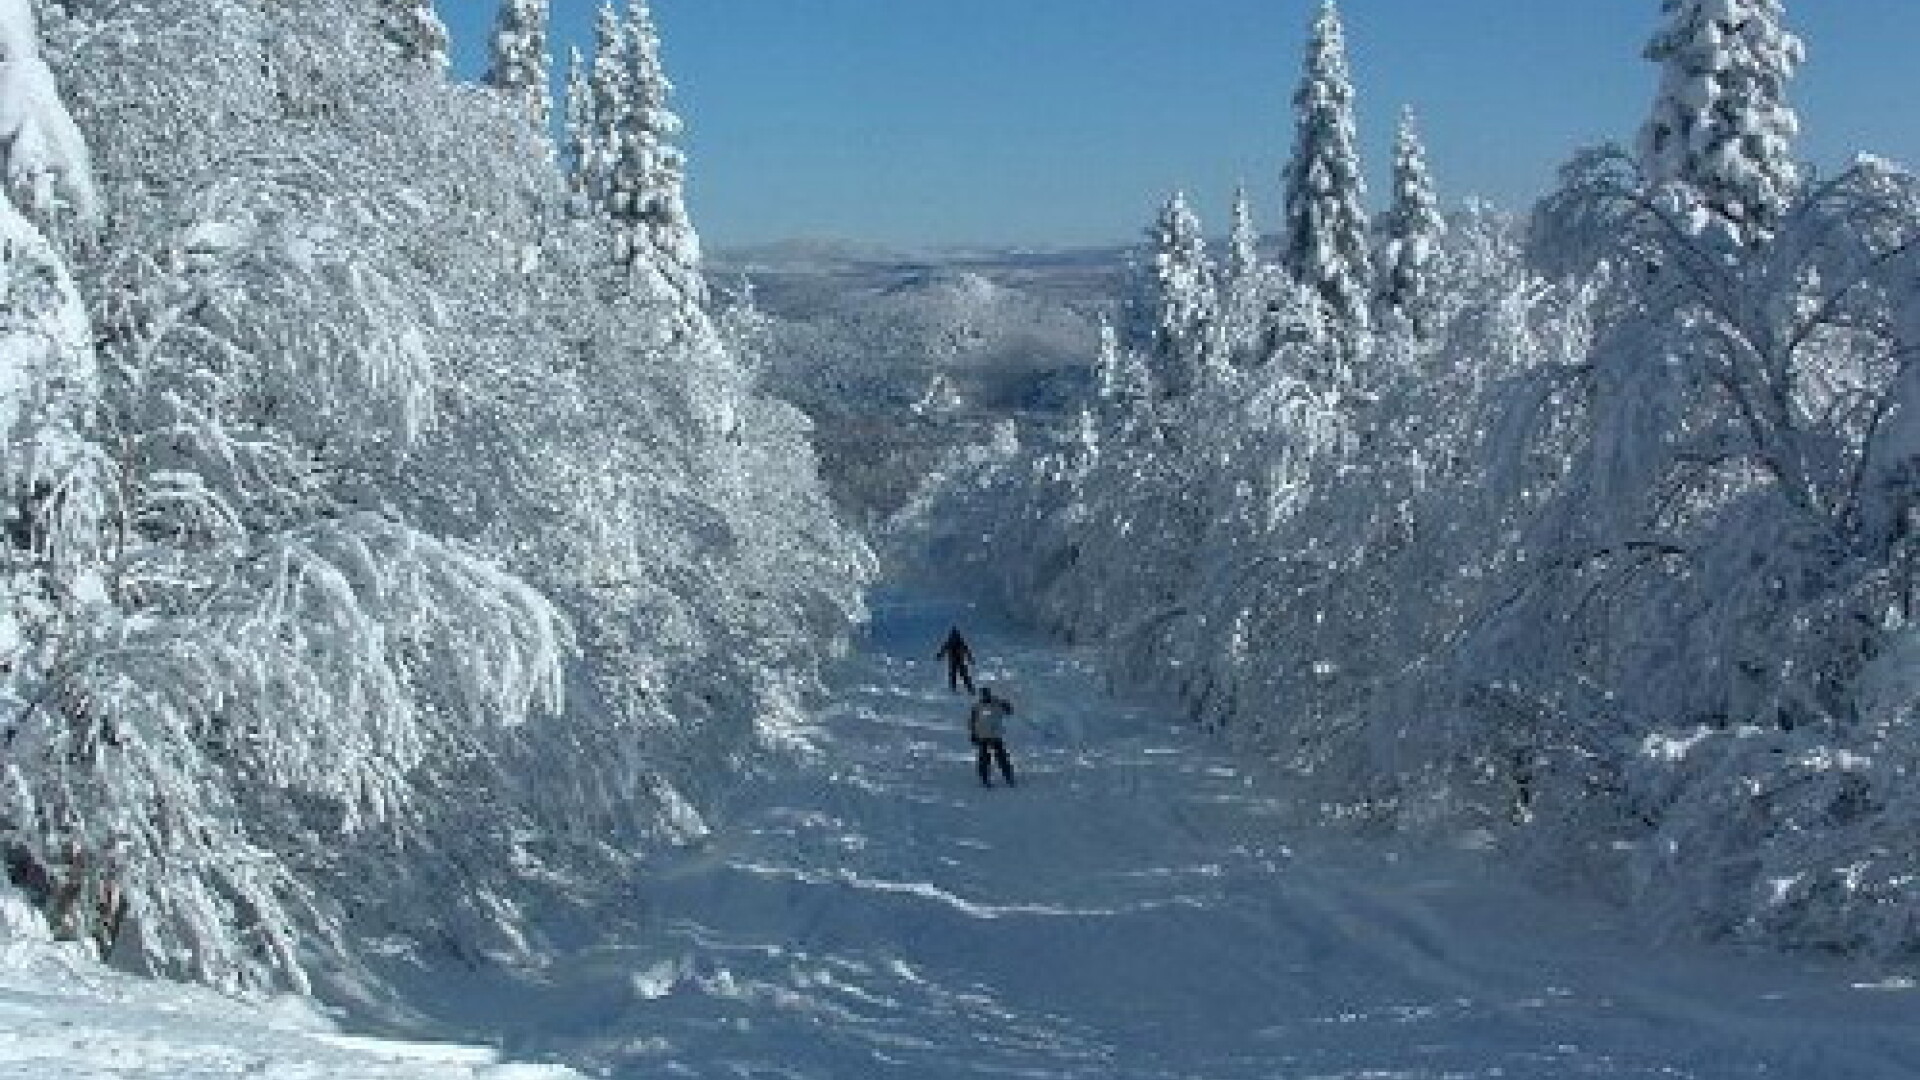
0,0,870,995
4,0,1920,1072
918,0,1920,961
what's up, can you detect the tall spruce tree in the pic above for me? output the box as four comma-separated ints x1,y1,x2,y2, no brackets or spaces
562,45,598,210
587,1,628,208
1281,0,1372,333
604,0,704,307
1374,106,1445,335
1218,183,1283,370
1638,0,1804,243
1134,191,1218,400
1227,183,1260,288
484,0,552,128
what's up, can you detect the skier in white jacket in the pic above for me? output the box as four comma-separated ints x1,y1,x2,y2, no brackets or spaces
967,686,1017,788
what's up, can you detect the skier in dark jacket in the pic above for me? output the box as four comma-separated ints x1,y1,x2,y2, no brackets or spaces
935,626,975,694
968,686,1016,788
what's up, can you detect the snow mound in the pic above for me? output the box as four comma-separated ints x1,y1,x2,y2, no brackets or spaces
0,885,582,1080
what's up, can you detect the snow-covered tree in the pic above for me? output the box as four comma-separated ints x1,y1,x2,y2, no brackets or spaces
1282,0,1373,334
913,0,1920,971
374,0,449,70
13,0,868,994
0,0,116,961
1374,106,1446,336
1092,315,1126,405
0,0,97,220
484,0,552,128
583,3,628,214
1638,0,1804,244
1130,191,1217,400
1217,184,1301,371
604,0,704,310
1092,315,1151,432
562,45,598,210
1225,183,1260,288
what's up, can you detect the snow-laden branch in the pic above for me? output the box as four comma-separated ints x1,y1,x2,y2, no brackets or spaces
0,0,95,220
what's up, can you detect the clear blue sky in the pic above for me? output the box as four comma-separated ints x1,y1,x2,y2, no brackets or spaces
445,1,1920,251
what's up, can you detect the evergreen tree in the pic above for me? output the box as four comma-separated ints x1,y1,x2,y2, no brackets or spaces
1281,0,1373,333
1374,106,1446,335
1638,0,1804,243
1093,315,1151,425
604,0,704,309
586,1,627,209
1094,315,1126,405
1226,183,1260,288
561,46,596,209
1132,192,1218,400
484,0,552,128
1082,315,1154,477
1218,183,1289,371
375,0,449,70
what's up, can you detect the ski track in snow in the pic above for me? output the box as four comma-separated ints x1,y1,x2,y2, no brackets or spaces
13,588,1917,1078
459,588,1920,1079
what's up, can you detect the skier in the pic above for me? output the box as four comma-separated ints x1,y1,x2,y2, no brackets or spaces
968,686,1017,788
935,625,975,694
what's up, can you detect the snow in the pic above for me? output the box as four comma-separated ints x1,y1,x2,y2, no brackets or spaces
147,587,1900,1080
8,0,1915,1072
9,588,1920,1076
0,889,582,1080
0,0,97,218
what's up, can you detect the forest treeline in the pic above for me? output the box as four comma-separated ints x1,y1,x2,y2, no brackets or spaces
922,0,1920,959
0,0,871,993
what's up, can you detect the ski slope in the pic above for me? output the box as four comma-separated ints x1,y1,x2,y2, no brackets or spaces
8,588,1920,1078
457,589,1920,1079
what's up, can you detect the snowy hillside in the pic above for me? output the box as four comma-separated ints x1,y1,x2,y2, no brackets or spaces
733,251,1103,523
20,593,1920,1077
5,0,1920,1077
264,592,1919,1079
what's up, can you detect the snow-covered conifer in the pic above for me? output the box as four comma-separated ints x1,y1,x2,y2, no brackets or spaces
1133,191,1217,400
1226,184,1260,288
586,3,627,209
375,0,449,70
1094,315,1126,404
604,0,704,309
1092,315,1151,431
484,0,552,128
562,46,598,209
1374,106,1446,335
1637,0,1804,243
1217,184,1291,370
1281,0,1373,332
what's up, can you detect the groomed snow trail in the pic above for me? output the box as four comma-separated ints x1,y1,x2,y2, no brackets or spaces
503,590,1920,1079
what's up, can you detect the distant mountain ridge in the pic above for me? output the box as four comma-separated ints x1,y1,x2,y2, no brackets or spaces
709,238,1131,319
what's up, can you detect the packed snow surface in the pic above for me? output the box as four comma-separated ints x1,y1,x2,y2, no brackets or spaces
427,589,1920,1078
10,589,1920,1077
